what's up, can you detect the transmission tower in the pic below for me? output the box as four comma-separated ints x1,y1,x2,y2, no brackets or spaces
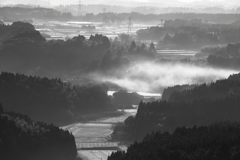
103,8,106,14
158,19,165,27
78,0,82,17
48,0,50,8
102,8,107,25
127,16,133,34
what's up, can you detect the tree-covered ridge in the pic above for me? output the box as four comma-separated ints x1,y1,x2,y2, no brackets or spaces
124,95,240,141
166,73,240,102
161,84,195,101
0,21,36,43
0,104,77,160
122,73,240,140
0,72,111,125
0,7,64,22
202,43,240,69
109,122,240,160
137,21,240,49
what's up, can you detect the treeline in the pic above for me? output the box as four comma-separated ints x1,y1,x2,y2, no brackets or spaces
161,84,195,101
137,19,240,49
0,7,72,22
0,104,77,160
122,73,240,140
0,27,110,73
0,72,112,125
165,74,240,102
201,43,240,69
109,122,240,160
0,22,155,76
0,21,35,43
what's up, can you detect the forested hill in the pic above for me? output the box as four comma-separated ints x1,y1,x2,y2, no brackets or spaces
0,72,111,125
164,73,240,102
204,43,240,69
0,21,37,43
0,104,77,160
109,122,240,160
123,73,240,141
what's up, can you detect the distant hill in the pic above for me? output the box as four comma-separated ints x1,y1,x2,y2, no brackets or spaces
0,0,50,7
0,21,36,43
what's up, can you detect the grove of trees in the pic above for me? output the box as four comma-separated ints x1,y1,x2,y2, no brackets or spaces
109,122,240,160
0,104,77,160
0,72,112,125
122,73,240,141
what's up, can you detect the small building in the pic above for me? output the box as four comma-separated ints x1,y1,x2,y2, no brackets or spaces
114,123,127,136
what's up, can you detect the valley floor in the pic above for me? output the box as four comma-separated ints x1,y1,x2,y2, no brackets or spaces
62,109,137,160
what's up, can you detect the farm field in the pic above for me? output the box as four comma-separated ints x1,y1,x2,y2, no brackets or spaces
78,150,117,160
62,109,137,160
34,20,153,40
156,50,198,60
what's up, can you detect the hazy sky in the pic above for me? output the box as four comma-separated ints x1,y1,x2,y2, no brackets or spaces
0,0,237,7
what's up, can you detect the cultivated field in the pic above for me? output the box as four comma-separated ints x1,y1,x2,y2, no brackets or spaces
78,150,117,160
62,110,137,160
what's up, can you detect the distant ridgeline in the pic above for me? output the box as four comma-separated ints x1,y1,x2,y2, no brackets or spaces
0,7,69,22
3,7,240,23
122,73,240,141
0,72,112,125
109,122,240,160
137,19,240,49
0,104,77,160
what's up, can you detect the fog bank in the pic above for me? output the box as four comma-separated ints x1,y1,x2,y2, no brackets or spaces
90,62,239,93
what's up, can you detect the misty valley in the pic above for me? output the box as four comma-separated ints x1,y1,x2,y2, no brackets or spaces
2,1,240,160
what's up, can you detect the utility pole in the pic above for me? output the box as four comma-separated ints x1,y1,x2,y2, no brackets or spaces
127,16,133,34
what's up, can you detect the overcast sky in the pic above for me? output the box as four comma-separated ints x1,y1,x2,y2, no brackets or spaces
0,0,237,8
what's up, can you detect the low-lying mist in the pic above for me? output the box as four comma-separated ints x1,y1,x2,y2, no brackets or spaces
89,62,239,93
